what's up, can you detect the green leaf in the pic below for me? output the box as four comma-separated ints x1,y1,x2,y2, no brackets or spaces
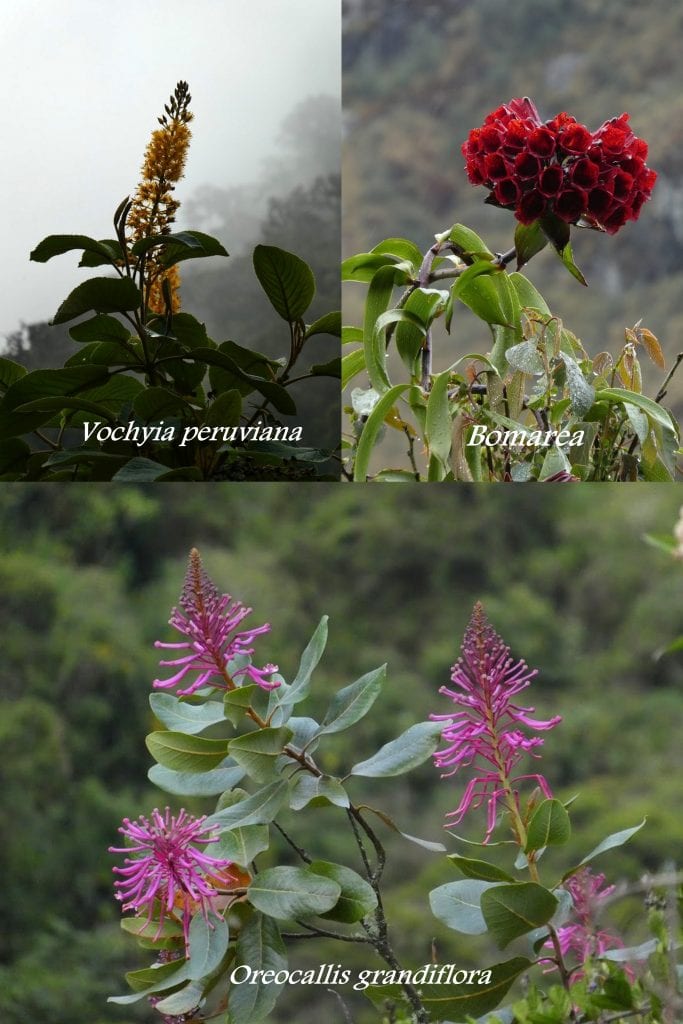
1,365,108,412
429,880,498,934
316,665,385,736
247,866,341,920
508,272,552,315
351,720,444,777
205,780,289,830
539,213,587,286
596,389,677,436
289,774,349,810
526,800,571,852
452,262,515,327
78,239,124,268
30,234,118,264
363,262,412,386
186,912,229,981
112,457,170,482
425,369,453,474
310,357,341,378
371,308,427,392
357,804,446,853
514,221,548,270
228,727,293,783
0,357,27,393
120,916,183,940
481,883,558,949
562,353,595,417
109,960,191,1003
353,383,411,481
149,694,226,735
229,913,286,1024
505,340,544,375
253,245,315,321
148,761,245,797
212,825,269,866
342,347,366,390
282,616,328,707
396,288,446,372
133,387,193,422
309,861,378,923
372,237,424,269
305,310,341,339
538,444,572,481
154,981,206,1016
52,277,142,324
447,857,515,884
601,938,658,962
364,957,531,1021
145,731,228,773
69,313,131,345
0,437,30,475
204,389,242,428
571,819,647,873
158,230,229,267
558,239,587,286
446,224,494,259
190,347,296,415
342,251,403,282
131,231,205,257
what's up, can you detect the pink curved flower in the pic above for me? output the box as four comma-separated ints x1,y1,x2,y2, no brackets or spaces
432,603,561,840
154,548,280,696
544,868,628,979
110,807,234,946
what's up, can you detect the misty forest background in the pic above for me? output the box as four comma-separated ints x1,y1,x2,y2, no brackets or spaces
343,0,683,454
1,95,340,455
1,483,682,1023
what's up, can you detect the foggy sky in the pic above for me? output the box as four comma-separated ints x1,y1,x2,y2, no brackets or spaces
1,0,340,334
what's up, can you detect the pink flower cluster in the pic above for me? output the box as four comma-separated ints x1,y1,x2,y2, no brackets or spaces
462,98,657,234
154,548,280,697
545,868,627,978
432,603,561,841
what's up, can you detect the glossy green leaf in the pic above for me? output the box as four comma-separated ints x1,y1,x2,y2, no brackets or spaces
247,866,341,919
69,313,131,345
342,251,403,282
190,347,296,414
289,774,349,810
525,799,571,852
228,726,293,782
425,369,452,474
145,731,228,772
310,357,341,378
148,760,245,797
158,230,228,267
514,221,548,270
109,960,190,1003
429,880,498,934
211,825,269,866
353,383,411,481
280,616,328,707
78,238,124,268
205,780,289,830
596,389,677,435
371,308,427,391
52,277,142,324
572,818,647,872
305,310,341,339
372,237,424,268
508,272,552,315
131,231,205,257
253,245,315,321
30,234,119,264
396,288,446,372
505,340,544,375
538,444,573,481
316,665,385,736
447,857,515,884
446,224,493,259
229,913,286,1024
0,357,27,393
452,262,514,327
481,883,558,949
1,365,108,412
351,720,444,777
186,912,229,981
149,694,226,735
562,353,595,417
364,957,531,1021
342,347,366,389
309,860,378,923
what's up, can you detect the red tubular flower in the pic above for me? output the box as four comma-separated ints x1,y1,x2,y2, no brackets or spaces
461,99,656,235
431,603,561,841
154,548,280,696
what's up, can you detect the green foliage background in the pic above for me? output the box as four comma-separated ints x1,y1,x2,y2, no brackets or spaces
0,484,681,1022
343,0,683,446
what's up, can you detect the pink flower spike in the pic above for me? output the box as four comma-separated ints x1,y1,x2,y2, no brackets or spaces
431,603,560,840
543,868,629,979
153,549,280,696
109,807,234,948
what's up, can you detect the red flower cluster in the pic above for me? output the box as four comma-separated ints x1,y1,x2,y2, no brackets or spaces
462,98,656,234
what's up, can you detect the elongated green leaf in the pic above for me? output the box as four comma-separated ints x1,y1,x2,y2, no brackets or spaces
305,310,341,339
253,245,315,321
508,272,552,315
452,262,515,327
229,913,286,1024
289,774,349,810
310,861,378,923
310,357,341,378
120,915,183,940
447,224,494,258
316,665,385,736
247,866,341,919
189,348,295,415
228,727,293,782
342,347,366,390
370,308,427,392
1,365,109,412
69,313,131,344
514,221,548,270
353,383,411,481
211,825,269,866
505,340,544,375
363,263,411,387
112,457,170,482
283,616,328,706
526,799,571,852
148,761,245,797
131,231,205,257
154,981,205,1016
158,230,228,267
573,819,647,871
429,880,498,934
425,369,452,473
13,395,119,422
109,960,191,1003
447,857,515,883
596,389,677,435
0,357,27,393
396,288,446,371
145,731,228,773
186,912,229,981
52,277,142,324
562,353,595,417
30,234,118,264
342,252,401,282
364,957,531,1021
205,780,289,830
481,883,558,949
351,720,444,778
357,804,446,853
149,694,227,735
372,237,424,268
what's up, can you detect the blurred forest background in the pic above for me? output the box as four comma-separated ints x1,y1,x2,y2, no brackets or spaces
2,94,340,455
1,483,682,1023
343,0,683,450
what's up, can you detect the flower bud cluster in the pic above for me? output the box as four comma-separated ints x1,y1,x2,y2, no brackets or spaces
462,97,656,234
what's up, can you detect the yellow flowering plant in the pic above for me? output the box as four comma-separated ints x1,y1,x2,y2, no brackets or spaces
0,82,340,481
